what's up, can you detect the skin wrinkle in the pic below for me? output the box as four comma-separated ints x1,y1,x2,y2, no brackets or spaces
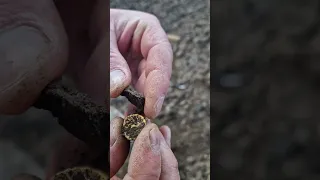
118,19,140,56
145,47,172,78
140,25,169,58
137,60,146,79
111,10,128,41
145,69,170,95
123,20,145,83
133,20,147,55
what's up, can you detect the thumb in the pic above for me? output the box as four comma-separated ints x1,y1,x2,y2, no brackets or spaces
123,123,162,180
0,0,68,114
110,22,131,98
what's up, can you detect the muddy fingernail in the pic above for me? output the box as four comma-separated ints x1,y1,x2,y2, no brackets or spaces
0,26,49,87
154,95,165,117
110,70,126,93
149,128,161,154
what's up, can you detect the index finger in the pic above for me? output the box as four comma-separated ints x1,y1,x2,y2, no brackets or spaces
138,16,173,119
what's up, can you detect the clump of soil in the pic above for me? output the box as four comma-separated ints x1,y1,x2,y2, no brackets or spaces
33,80,109,149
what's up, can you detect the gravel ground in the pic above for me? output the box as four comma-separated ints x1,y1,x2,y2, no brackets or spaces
111,0,210,179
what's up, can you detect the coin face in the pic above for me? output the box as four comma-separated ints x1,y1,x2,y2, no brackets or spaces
51,167,108,180
122,114,147,141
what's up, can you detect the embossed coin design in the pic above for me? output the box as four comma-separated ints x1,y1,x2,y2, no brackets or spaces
52,167,108,180
122,114,147,141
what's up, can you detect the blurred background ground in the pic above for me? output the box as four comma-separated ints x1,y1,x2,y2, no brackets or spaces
0,0,210,180
212,0,320,180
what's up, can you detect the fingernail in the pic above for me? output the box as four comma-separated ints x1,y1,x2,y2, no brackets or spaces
110,70,126,92
149,128,161,154
0,26,49,84
154,96,165,117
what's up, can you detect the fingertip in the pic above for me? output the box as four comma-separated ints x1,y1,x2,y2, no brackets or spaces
143,71,169,119
110,117,130,177
144,95,165,119
126,123,162,179
110,69,131,98
158,127,180,180
159,125,171,148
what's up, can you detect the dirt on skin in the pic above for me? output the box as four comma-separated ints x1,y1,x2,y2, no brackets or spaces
111,0,210,179
0,0,210,180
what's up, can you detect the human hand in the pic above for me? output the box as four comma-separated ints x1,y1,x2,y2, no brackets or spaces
0,0,108,114
42,117,179,180
110,9,173,119
110,117,180,180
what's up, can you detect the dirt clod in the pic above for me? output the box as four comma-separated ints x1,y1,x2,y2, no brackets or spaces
33,80,109,149
120,86,145,115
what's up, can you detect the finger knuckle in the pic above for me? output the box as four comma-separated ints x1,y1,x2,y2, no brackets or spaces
139,12,160,23
143,12,157,19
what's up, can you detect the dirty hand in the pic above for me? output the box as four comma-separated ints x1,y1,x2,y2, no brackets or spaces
110,9,173,119
110,117,180,180
0,0,108,114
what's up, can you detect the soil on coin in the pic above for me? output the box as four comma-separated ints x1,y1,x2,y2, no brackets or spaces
52,167,108,180
121,114,147,141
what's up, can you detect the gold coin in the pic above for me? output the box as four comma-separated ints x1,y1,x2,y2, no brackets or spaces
51,167,108,180
122,114,147,141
